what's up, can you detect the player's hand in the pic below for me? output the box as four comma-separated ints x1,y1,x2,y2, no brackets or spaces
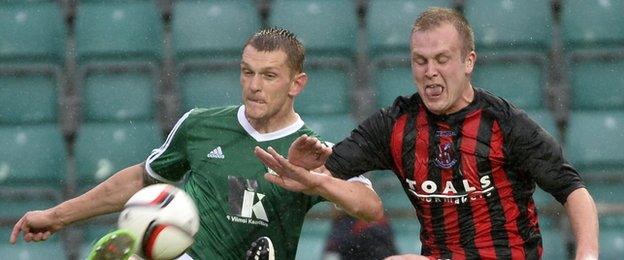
287,134,332,170
255,146,328,194
10,209,64,244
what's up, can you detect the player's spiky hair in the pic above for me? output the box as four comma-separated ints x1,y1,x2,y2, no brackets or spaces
244,27,305,75
412,7,475,59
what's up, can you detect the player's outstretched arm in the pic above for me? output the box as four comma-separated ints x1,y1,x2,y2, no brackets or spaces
10,163,147,244
254,146,383,222
564,188,599,260
287,134,332,170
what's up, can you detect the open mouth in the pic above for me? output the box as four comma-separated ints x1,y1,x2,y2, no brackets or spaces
425,84,443,98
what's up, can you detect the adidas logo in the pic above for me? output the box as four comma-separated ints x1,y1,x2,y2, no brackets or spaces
207,146,225,159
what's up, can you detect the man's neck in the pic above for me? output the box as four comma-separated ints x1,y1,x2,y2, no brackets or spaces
247,111,300,134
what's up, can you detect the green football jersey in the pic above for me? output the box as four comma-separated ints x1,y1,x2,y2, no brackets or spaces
146,106,324,260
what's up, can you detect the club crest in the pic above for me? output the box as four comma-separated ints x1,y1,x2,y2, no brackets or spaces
434,142,457,169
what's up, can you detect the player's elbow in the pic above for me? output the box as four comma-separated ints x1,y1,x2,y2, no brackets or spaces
355,198,384,222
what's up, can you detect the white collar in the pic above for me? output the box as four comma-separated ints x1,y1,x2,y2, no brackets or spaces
237,105,304,142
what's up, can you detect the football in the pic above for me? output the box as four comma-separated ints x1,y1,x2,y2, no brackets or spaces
118,184,200,260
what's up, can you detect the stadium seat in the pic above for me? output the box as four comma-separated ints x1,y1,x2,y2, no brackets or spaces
0,74,59,124
391,218,422,254
599,215,624,259
465,0,552,111
296,218,331,260
473,62,545,110
0,227,66,260
525,110,559,141
465,0,552,52
569,58,624,110
0,2,66,65
269,0,357,58
561,0,624,50
172,0,260,62
296,68,351,115
584,181,624,204
178,67,242,112
373,66,415,108
75,1,163,64
564,111,624,178
0,2,65,125
562,0,624,110
303,114,357,144
0,124,66,189
367,0,453,59
82,70,156,122
74,121,162,188
75,1,164,124
0,198,58,222
538,215,566,259
376,172,412,213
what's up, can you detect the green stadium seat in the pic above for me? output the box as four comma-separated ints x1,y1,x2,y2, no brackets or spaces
525,110,559,141
75,1,164,124
562,1,624,110
474,62,545,110
465,0,552,111
600,215,624,259
562,0,624,50
179,67,242,112
269,0,357,58
366,0,453,59
172,0,260,62
0,227,66,260
564,111,624,178
569,59,624,110
0,198,57,222
296,68,351,115
82,70,156,122
537,215,566,259
0,125,66,189
465,0,552,52
296,218,331,260
584,181,624,204
373,66,415,108
0,74,59,124
74,121,162,188
303,114,357,144
0,2,65,65
378,180,412,213
0,2,65,126
391,218,421,254
75,1,163,64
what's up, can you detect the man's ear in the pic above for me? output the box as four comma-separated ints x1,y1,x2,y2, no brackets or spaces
465,51,477,74
289,72,308,97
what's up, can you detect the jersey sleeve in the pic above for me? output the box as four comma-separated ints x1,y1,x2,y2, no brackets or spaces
325,109,395,180
145,110,194,183
506,109,585,205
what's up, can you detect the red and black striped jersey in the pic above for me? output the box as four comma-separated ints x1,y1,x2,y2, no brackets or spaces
326,88,585,260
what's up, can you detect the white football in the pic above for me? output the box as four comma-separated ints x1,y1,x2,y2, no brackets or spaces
118,184,199,260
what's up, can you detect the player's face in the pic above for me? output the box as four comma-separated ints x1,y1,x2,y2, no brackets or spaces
410,22,476,115
240,45,306,125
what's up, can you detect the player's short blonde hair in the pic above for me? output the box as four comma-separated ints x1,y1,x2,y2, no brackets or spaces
412,7,475,59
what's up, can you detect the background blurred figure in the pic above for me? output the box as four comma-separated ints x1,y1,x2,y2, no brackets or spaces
324,208,398,260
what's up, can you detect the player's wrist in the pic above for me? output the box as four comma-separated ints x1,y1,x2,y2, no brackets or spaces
48,206,67,229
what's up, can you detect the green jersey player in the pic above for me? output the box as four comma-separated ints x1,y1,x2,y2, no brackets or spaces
145,106,326,259
10,28,383,259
